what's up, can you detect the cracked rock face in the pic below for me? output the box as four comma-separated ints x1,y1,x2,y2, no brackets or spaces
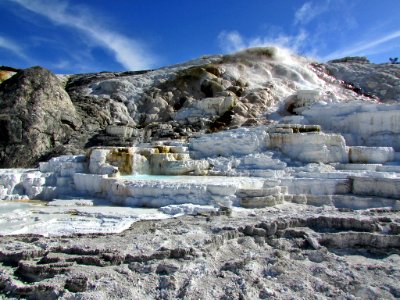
0,205,399,299
0,67,81,167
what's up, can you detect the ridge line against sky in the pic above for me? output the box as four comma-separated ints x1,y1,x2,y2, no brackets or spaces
0,0,399,73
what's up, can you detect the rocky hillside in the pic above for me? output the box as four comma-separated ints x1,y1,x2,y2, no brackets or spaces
0,48,399,168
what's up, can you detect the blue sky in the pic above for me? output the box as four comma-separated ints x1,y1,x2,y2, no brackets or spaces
0,0,399,74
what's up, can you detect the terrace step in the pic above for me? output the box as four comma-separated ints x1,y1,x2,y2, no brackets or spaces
281,178,351,195
335,164,382,171
284,194,400,210
240,194,284,208
376,165,400,173
236,186,287,198
351,176,400,199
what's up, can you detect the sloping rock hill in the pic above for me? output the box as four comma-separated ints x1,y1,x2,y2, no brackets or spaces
0,48,399,167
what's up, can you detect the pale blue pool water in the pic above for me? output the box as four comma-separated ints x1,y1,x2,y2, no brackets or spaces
121,174,266,189
123,174,192,181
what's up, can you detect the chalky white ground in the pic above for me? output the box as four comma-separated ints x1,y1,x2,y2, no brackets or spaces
0,175,265,235
0,199,169,236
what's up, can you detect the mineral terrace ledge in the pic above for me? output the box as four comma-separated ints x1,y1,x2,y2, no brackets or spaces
73,174,266,208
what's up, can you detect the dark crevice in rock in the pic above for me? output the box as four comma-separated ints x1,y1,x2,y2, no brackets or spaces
341,80,377,100
209,109,235,132
15,260,72,283
305,216,380,233
65,275,89,293
125,247,196,264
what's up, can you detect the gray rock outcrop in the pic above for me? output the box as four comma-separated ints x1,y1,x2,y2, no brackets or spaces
0,67,81,167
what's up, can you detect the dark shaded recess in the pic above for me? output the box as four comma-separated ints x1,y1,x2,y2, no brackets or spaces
85,133,135,148
14,268,37,284
85,133,105,148
295,126,320,133
38,145,73,163
157,130,181,139
173,97,187,110
0,118,9,143
200,80,214,97
286,102,297,115
120,70,153,76
84,132,127,148
227,85,244,97
328,247,400,259
209,109,234,132
341,81,376,99
65,276,89,293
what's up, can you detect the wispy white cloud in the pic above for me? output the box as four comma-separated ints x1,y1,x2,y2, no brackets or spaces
294,2,315,25
10,0,156,70
323,30,400,60
217,31,245,53
217,1,369,61
218,30,309,55
0,35,29,60
294,1,330,25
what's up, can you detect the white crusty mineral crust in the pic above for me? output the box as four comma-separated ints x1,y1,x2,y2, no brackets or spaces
190,126,269,158
349,146,395,163
352,176,400,199
267,132,348,163
300,102,400,150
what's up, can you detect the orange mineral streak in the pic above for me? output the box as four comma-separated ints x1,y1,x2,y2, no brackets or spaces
0,70,16,83
106,148,135,175
0,66,19,83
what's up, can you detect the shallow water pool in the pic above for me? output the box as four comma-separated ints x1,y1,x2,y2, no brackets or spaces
122,174,266,189
0,199,169,236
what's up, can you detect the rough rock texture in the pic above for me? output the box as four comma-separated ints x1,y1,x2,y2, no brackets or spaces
326,58,400,102
0,205,399,299
65,71,141,150
0,67,81,167
3,48,399,167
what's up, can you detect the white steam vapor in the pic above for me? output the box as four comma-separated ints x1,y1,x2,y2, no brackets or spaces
218,30,308,54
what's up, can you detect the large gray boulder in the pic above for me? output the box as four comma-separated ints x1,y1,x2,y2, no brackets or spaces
0,66,81,167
